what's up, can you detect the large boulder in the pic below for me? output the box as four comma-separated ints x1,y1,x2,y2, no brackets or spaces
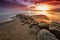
49,22,60,31
37,29,58,40
49,22,60,40
29,24,40,35
38,22,49,29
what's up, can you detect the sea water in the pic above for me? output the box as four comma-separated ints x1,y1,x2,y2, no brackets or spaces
0,7,27,23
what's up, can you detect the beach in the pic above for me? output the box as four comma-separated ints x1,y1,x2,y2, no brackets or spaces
0,16,37,40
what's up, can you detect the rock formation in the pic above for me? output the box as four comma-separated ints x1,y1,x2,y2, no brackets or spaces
49,22,60,31
37,29,58,40
29,24,40,35
49,22,60,40
17,14,60,40
38,22,49,29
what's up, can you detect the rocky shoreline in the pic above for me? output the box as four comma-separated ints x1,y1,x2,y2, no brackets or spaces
0,14,60,40
18,14,60,40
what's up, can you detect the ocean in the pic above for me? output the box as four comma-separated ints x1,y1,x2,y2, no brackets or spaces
0,7,26,23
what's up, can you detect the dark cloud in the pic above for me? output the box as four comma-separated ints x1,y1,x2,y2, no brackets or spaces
0,0,27,6
32,0,60,3
45,1,60,5
0,0,60,6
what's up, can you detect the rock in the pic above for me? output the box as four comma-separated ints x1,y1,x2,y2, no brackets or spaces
32,15,49,20
49,22,60,40
17,14,36,25
29,24,40,35
49,22,60,31
37,29,58,40
38,22,49,29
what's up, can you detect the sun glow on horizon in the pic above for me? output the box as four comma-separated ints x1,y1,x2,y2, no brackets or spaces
35,4,51,11
33,4,52,16
32,4,52,23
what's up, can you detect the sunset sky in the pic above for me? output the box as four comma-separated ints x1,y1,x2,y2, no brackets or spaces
0,0,60,8
0,0,60,23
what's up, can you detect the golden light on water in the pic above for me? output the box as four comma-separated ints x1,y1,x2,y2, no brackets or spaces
34,4,50,16
34,11,48,16
33,4,52,16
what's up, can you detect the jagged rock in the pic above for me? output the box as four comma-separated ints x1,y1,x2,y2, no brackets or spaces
49,22,60,40
38,22,49,29
37,29,58,40
17,14,38,25
17,14,33,24
49,22,60,31
29,24,40,35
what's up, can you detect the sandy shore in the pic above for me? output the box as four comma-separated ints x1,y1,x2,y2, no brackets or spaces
0,17,36,40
